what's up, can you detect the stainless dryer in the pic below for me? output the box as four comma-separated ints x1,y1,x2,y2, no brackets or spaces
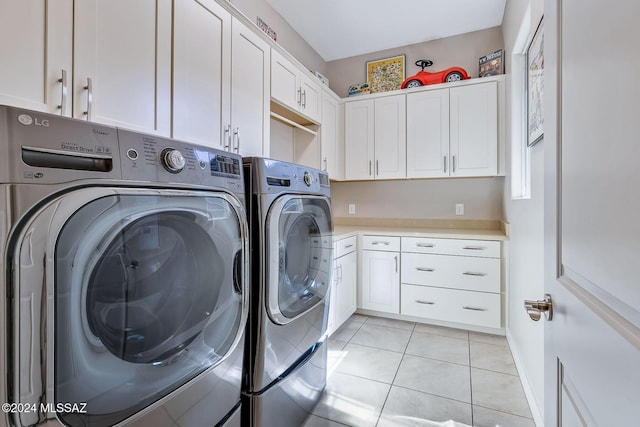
242,158,332,427
0,106,249,427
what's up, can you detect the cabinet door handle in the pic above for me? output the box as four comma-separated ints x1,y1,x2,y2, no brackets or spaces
416,267,435,272
323,157,328,171
416,243,435,248
297,87,302,106
83,77,93,120
463,246,487,251
444,156,447,173
452,155,456,173
376,160,379,175
394,255,398,272
463,272,487,277
338,263,343,280
302,90,307,108
224,125,231,150
371,241,390,246
463,306,487,312
233,127,240,153
369,160,372,176
57,69,68,115
416,300,435,305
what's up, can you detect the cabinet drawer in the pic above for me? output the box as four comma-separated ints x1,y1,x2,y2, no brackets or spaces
362,235,400,251
401,284,501,328
335,235,357,258
402,237,500,258
402,253,500,293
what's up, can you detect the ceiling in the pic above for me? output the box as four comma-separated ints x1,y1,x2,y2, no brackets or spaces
265,0,507,61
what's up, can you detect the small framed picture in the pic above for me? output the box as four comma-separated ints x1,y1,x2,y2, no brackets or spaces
527,17,544,147
366,55,405,94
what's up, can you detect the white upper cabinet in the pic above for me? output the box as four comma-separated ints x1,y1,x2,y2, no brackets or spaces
0,0,73,116
230,18,270,157
344,99,375,180
406,88,450,178
374,95,406,179
0,0,172,133
320,90,344,180
305,79,500,178
74,0,171,134
344,94,406,180
172,0,231,148
271,49,322,123
450,81,498,177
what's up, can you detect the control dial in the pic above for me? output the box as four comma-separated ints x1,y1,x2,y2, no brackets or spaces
161,148,186,173
303,171,314,186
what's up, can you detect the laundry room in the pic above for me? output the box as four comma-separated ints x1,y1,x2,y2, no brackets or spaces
1,1,638,427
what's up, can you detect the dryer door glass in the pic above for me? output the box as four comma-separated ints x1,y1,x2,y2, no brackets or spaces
53,193,246,427
271,197,332,320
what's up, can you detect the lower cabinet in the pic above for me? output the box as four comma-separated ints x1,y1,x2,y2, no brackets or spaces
328,236,357,336
401,284,501,329
359,235,400,314
354,233,503,330
400,236,502,328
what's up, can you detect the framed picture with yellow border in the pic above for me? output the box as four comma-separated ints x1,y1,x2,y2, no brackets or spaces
366,55,405,93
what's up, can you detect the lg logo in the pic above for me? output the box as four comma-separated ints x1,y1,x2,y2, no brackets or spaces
18,114,50,127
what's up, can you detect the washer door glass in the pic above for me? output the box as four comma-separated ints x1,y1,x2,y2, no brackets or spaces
268,196,332,322
54,193,246,427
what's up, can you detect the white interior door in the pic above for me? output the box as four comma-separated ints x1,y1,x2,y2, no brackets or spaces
544,1,640,425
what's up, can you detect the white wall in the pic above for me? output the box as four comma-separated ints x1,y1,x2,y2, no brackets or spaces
332,178,504,219
326,27,504,97
229,0,327,75
501,0,545,424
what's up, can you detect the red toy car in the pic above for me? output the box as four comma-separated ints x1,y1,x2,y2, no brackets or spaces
401,60,469,89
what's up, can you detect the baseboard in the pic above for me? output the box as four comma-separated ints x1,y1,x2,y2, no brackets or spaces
505,329,544,427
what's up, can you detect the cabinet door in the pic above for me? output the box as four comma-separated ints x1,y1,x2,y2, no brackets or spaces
344,99,375,180
334,251,357,330
74,0,171,134
374,95,406,179
271,49,300,112
173,0,231,148
300,74,322,123
450,81,498,177
406,89,450,178
321,91,344,179
231,18,269,157
360,250,399,313
0,0,73,115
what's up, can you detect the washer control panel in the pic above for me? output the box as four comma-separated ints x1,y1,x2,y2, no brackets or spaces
118,129,243,191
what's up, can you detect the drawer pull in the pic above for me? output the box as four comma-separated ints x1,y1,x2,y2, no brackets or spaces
416,267,435,272
462,306,487,312
371,241,390,246
463,272,487,277
463,246,487,251
416,300,435,305
344,244,354,249
416,243,435,248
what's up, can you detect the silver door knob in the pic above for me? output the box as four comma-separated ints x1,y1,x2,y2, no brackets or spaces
524,294,553,321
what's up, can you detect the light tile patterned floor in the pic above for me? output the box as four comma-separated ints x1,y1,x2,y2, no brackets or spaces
306,314,536,427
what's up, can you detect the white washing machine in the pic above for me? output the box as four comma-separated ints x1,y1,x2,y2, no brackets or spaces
0,106,249,427
242,158,333,427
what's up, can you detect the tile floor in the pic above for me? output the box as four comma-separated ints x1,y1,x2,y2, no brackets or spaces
306,314,535,427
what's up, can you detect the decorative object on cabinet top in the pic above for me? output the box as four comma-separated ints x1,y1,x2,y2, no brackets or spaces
366,55,406,94
478,49,504,77
401,59,470,89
